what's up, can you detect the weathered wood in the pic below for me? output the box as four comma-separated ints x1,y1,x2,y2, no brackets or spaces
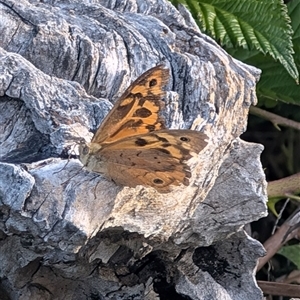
0,0,267,299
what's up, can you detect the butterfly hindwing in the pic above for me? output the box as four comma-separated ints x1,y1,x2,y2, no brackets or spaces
89,130,208,192
106,164,190,193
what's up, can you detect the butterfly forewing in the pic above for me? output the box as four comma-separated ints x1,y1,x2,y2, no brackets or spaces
92,65,169,144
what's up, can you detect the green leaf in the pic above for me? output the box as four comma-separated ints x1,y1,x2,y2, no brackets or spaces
267,197,282,217
230,48,300,105
170,0,298,81
278,244,300,269
287,0,300,69
227,0,300,105
288,0,300,41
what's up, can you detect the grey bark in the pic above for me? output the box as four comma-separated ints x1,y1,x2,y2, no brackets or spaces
0,0,267,299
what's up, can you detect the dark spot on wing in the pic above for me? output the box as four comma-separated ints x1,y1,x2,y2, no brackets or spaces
149,79,157,87
135,138,148,147
133,107,152,118
146,125,156,131
183,177,189,185
180,136,190,142
157,136,168,143
153,178,163,185
162,143,171,148
185,170,191,178
131,119,143,128
138,98,147,106
134,93,143,99
155,148,171,155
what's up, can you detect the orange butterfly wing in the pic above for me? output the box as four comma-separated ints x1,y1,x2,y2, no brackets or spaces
92,65,169,144
92,130,208,192
79,65,208,193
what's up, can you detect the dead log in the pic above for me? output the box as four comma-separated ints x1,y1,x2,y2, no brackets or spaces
0,0,267,299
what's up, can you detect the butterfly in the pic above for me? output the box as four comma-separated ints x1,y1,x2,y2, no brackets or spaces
79,65,208,193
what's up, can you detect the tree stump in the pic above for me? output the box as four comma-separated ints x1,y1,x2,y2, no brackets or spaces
0,0,267,299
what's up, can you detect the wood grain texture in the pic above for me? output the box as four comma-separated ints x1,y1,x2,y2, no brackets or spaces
0,0,266,299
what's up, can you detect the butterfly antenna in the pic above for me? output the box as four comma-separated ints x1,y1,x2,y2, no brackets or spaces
53,144,78,175
61,165,85,186
53,160,70,175
92,175,103,200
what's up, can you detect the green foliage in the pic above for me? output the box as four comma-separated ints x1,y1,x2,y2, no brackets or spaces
229,48,300,105
267,197,282,217
171,0,297,80
278,244,300,269
227,0,300,105
170,0,300,104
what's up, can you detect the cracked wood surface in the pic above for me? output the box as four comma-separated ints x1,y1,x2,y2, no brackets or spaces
0,0,267,299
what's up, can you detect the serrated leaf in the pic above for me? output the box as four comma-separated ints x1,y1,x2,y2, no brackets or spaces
278,244,300,269
288,0,300,41
170,0,298,81
228,47,300,105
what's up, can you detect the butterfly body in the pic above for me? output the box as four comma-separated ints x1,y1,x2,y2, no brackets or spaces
79,65,208,193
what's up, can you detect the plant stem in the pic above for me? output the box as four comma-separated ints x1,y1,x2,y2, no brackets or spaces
250,106,300,131
268,173,300,198
257,209,300,272
257,281,300,297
